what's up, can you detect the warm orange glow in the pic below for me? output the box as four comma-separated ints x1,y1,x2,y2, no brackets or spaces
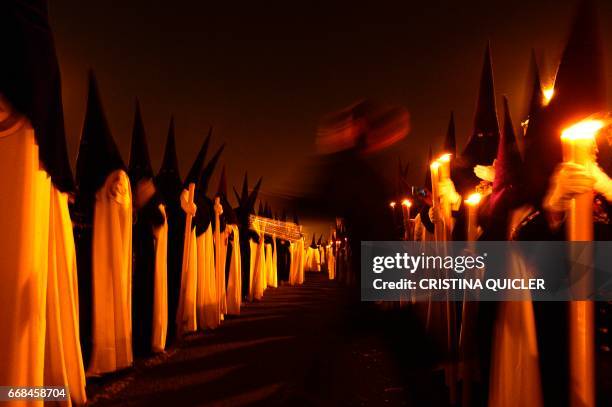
437,153,452,163
465,192,482,206
561,119,605,142
430,161,440,170
542,86,554,105
389,201,396,208
401,199,412,207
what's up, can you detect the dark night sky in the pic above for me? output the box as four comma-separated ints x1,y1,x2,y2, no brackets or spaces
50,0,612,208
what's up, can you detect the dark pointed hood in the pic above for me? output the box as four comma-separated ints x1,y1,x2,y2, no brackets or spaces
128,99,154,186
424,146,433,190
524,50,544,126
156,117,182,205
184,127,212,188
443,111,456,156
317,235,323,246
310,234,317,248
523,0,606,204
197,144,224,197
75,71,125,200
0,0,74,192
461,43,500,167
247,177,263,214
217,165,228,198
493,97,522,193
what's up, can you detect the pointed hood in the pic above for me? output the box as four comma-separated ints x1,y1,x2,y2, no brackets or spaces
443,111,456,156
75,71,125,199
0,0,74,192
493,97,522,192
128,99,154,186
258,201,265,217
310,234,317,248
317,235,323,246
247,177,263,214
461,43,500,167
424,146,433,190
184,127,212,188
197,144,224,196
156,117,182,205
523,0,606,203
524,50,544,125
217,165,228,198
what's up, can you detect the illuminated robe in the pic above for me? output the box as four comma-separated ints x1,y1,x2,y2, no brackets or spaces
250,237,265,300
297,239,305,284
151,205,168,352
226,225,242,315
0,116,84,404
288,242,298,285
265,243,274,288
176,189,198,335
196,224,219,329
271,238,278,288
326,245,336,280
87,170,133,375
214,219,228,317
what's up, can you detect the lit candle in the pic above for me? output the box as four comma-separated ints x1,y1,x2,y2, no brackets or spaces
542,86,555,106
430,161,443,241
560,118,603,407
436,154,453,240
401,199,412,240
464,192,482,241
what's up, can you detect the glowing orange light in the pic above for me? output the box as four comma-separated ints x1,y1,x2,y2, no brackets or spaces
561,119,605,142
430,161,441,170
401,199,412,207
437,153,452,163
389,201,396,208
542,86,555,105
464,192,482,206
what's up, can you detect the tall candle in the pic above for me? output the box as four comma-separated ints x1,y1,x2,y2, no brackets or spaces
560,119,602,407
401,199,412,240
430,161,443,241
464,192,482,242
437,154,452,240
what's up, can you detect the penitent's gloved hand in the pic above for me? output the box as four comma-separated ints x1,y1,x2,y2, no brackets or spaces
591,164,612,202
180,189,197,216
438,179,462,210
429,206,441,224
543,162,595,214
474,163,496,183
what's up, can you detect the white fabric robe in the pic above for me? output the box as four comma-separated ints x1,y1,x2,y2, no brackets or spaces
297,239,305,284
87,170,133,376
326,246,336,280
196,225,219,329
0,116,86,405
225,225,242,315
215,226,227,317
177,226,197,335
271,239,278,288
151,204,168,353
288,242,297,286
265,243,276,288
249,239,265,300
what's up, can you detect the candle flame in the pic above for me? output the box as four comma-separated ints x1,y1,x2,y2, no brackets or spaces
561,119,605,141
401,199,412,207
542,87,554,105
437,153,452,163
389,201,396,208
430,161,441,170
465,192,482,206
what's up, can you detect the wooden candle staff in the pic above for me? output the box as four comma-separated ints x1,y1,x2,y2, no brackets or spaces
560,119,603,407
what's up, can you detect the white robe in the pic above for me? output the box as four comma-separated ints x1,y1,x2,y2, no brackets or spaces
177,226,198,335
288,242,298,286
326,246,336,280
265,243,276,288
297,239,305,284
87,170,133,376
215,226,227,317
305,247,321,272
151,204,168,353
249,239,265,300
225,225,242,315
196,225,219,329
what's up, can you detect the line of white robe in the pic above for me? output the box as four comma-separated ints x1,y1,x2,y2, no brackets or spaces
265,243,277,288
225,225,242,315
326,246,336,280
215,225,227,317
249,239,265,300
297,239,305,284
151,204,168,353
176,221,197,336
304,246,321,272
197,225,219,329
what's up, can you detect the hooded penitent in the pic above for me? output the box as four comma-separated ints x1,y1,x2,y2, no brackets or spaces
194,144,225,329
155,117,184,345
456,43,500,194
75,72,133,376
523,0,606,206
0,1,86,402
219,166,242,315
176,130,211,335
482,96,523,240
128,101,167,356
444,111,456,157
524,50,545,130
